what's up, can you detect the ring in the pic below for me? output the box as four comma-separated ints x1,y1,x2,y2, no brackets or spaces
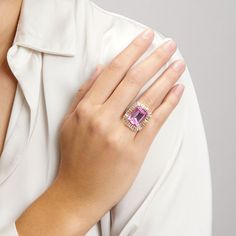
122,101,152,132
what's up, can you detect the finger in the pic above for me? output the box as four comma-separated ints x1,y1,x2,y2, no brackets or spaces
66,65,104,115
105,39,177,113
134,84,185,149
83,28,155,104
138,59,186,112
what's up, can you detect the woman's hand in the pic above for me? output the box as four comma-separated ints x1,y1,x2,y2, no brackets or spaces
16,29,186,236
57,29,186,232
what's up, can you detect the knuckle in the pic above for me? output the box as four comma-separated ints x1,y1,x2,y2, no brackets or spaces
104,134,121,150
152,113,164,126
166,94,179,108
89,116,107,134
109,58,125,71
155,47,170,61
75,101,91,120
168,67,180,78
126,68,143,86
132,38,145,48
140,95,154,109
169,61,186,76
162,72,177,85
168,71,178,83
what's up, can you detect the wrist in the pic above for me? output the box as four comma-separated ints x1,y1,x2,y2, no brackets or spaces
51,176,103,234
16,177,99,236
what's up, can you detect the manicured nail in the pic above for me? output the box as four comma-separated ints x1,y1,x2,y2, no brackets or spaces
172,60,185,72
163,39,176,53
141,28,154,40
173,84,184,97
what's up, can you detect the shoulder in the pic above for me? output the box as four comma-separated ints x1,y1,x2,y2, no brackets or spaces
83,1,169,60
88,1,165,38
74,1,187,73
73,0,198,122
75,1,191,102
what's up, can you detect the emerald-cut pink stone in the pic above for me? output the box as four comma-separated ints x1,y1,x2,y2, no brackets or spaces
128,106,148,127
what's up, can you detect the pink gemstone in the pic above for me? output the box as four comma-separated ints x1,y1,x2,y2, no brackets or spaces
128,106,148,127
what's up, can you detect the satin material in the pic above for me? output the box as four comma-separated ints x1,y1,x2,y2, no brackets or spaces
0,0,212,235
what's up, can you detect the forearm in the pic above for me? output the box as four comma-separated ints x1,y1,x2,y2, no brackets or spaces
15,178,97,236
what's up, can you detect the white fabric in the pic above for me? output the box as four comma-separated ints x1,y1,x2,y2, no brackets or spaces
0,0,212,235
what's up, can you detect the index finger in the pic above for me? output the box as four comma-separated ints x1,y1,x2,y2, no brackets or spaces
84,28,155,104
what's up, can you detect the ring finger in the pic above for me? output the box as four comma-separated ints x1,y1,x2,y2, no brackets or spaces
134,83,185,148
137,59,186,113
120,60,185,136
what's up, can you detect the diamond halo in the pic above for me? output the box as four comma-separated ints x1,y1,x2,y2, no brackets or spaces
122,101,152,132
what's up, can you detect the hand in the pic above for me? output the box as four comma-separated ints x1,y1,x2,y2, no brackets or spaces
56,29,186,233
16,29,186,236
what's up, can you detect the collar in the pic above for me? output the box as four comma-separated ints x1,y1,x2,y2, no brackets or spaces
1,0,84,184
13,0,76,56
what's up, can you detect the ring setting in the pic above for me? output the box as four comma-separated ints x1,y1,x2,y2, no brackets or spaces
122,101,152,132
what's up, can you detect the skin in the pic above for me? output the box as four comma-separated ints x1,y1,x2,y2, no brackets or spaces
1,1,186,235
0,0,22,156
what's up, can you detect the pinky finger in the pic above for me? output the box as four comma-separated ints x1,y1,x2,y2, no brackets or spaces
134,83,185,149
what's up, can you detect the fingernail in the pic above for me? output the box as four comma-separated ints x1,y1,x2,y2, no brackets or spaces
172,60,185,72
163,39,176,53
141,28,154,40
173,84,184,97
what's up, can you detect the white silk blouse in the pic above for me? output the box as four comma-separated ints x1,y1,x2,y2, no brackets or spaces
0,0,212,235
